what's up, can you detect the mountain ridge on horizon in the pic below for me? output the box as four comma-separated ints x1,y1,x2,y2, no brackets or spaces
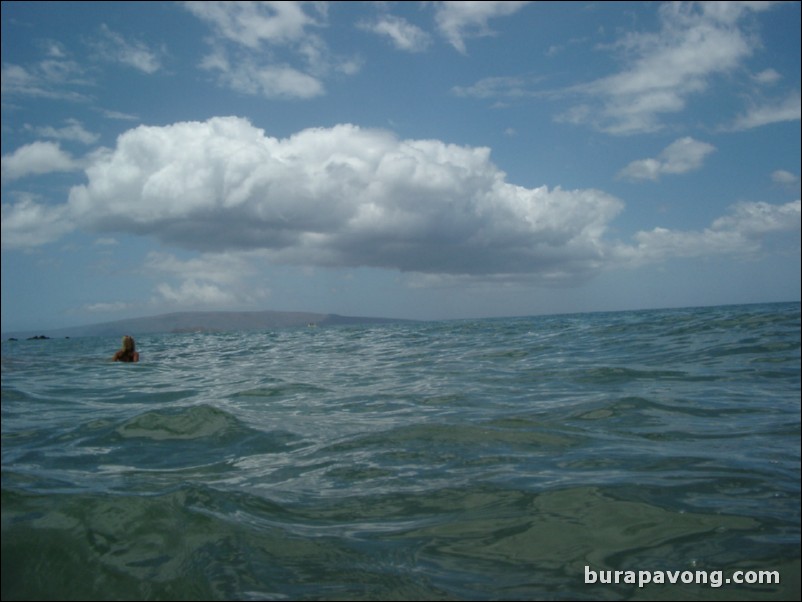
5,300,797,341
3,309,416,340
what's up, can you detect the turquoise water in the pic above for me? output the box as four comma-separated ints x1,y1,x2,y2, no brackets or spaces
2,303,800,601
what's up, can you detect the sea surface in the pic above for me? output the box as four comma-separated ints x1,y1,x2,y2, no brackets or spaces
2,303,800,601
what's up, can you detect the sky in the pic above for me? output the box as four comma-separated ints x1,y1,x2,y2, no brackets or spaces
2,1,800,332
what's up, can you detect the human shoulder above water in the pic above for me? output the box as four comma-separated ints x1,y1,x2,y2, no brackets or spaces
113,335,140,363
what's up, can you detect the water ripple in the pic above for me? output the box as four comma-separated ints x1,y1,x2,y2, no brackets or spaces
2,302,799,600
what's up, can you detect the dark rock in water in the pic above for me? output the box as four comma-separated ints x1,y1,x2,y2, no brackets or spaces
26,335,51,340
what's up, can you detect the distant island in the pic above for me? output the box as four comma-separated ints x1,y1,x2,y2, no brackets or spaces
3,310,416,341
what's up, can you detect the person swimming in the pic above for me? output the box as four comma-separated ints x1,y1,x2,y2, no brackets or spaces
112,335,140,363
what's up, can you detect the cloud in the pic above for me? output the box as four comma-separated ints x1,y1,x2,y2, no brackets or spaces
560,2,774,134
359,15,432,52
434,1,531,54
1,141,81,182
146,251,256,287
145,251,270,308
184,1,354,99
200,50,325,99
99,108,140,121
1,193,73,248
452,75,540,100
154,280,244,307
80,250,270,314
727,91,801,131
711,200,801,238
183,0,325,48
83,301,135,313
5,117,797,288
1,61,91,103
25,119,99,145
771,170,800,186
620,200,801,265
92,24,164,73
753,68,782,85
94,237,119,246
2,38,96,103
60,116,622,283
618,137,716,181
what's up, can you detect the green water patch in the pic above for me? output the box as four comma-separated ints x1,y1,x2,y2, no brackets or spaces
116,405,241,441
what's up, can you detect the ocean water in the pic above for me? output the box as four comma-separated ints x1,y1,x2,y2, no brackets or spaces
2,302,799,601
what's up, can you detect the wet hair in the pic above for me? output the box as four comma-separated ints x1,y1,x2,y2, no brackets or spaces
121,335,136,353
115,335,138,361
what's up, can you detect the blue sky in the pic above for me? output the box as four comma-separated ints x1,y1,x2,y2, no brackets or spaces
2,1,800,332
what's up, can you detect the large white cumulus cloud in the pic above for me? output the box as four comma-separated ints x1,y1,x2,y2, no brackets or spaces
67,116,623,280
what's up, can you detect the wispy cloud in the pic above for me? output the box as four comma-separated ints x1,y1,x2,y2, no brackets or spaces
358,15,432,52
183,0,325,48
452,74,542,101
559,2,775,134
98,108,140,121
94,237,119,246
91,24,165,74
1,193,74,248
24,119,99,145
183,1,356,99
199,49,325,99
83,301,135,313
618,137,716,182
1,60,92,103
726,91,801,131
433,1,531,54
